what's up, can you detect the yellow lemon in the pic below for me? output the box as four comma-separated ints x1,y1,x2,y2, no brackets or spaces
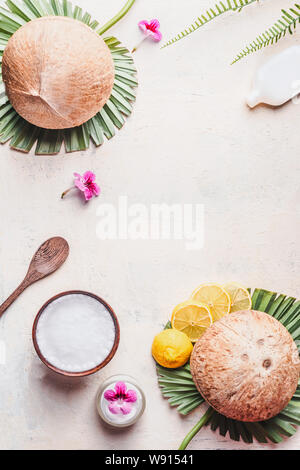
223,282,252,313
190,283,230,321
171,301,212,342
152,329,193,368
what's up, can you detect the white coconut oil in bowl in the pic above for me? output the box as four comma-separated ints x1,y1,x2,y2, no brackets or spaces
32,291,120,377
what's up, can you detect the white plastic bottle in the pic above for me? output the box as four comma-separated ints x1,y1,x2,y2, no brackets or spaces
247,45,300,108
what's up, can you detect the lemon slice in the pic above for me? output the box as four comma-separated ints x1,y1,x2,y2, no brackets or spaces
171,301,213,342
223,282,252,313
190,283,230,321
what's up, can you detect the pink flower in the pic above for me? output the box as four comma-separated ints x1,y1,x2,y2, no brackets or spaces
132,19,162,53
104,381,137,415
61,171,100,201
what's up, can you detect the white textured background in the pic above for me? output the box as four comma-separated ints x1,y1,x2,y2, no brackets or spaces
0,0,300,450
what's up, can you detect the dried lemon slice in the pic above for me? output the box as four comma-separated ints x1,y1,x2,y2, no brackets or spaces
190,283,230,321
171,301,213,342
223,282,252,313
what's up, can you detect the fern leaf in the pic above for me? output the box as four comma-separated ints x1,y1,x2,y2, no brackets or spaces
161,0,258,49
232,4,300,63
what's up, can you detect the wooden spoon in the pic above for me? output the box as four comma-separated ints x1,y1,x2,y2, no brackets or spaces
0,237,69,318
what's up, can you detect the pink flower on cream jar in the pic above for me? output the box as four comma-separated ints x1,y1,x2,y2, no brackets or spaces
96,375,146,427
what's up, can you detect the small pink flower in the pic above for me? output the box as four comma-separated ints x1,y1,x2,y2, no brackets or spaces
61,171,100,201
132,19,162,53
104,381,137,416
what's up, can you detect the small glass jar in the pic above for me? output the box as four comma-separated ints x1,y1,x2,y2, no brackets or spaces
96,374,146,428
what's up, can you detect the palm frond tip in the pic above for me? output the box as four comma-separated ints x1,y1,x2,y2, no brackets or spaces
0,0,137,154
161,0,258,49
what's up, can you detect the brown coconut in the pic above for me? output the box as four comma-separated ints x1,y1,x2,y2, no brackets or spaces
190,310,300,422
2,16,115,129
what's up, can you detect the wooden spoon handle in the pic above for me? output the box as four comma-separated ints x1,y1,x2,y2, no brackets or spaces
0,279,28,318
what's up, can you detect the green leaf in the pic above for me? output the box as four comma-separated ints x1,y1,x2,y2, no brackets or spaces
24,0,49,17
177,397,204,415
50,0,64,16
10,120,40,151
251,288,277,312
156,287,300,447
267,294,287,318
88,116,104,147
0,102,12,118
5,0,37,21
63,124,89,152
114,80,136,101
244,422,268,443
22,0,41,17
168,391,200,403
227,419,241,441
115,70,138,88
235,421,253,443
35,128,63,154
279,301,300,326
103,100,124,129
261,421,283,443
161,1,300,64
268,416,297,438
0,113,21,142
156,363,204,415
273,296,296,321
97,108,116,140
110,90,132,116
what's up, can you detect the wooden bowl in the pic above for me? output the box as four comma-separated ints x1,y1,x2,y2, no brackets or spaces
32,290,120,377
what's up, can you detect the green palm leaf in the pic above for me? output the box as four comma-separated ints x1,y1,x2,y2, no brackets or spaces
161,0,258,49
0,0,137,154
156,288,300,447
232,4,300,63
